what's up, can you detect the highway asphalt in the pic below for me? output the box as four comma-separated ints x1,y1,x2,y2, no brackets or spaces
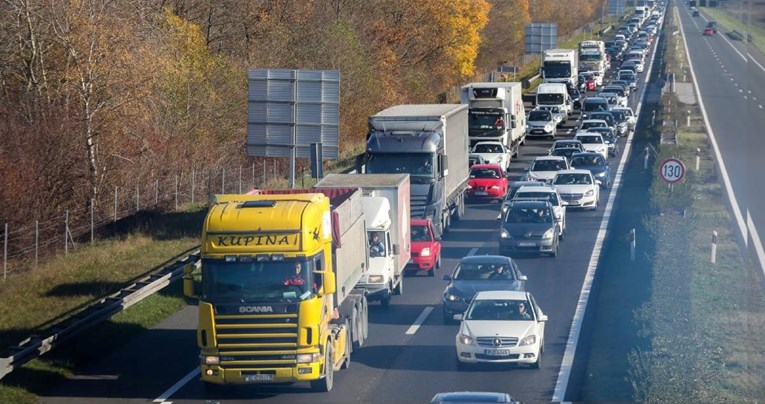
38,22,663,404
678,4,765,276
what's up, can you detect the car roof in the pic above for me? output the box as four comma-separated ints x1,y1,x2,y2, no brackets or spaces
534,155,567,161
431,391,516,403
473,290,528,301
553,139,582,144
516,185,556,194
458,255,514,265
470,164,503,170
474,141,503,146
556,168,593,175
510,181,545,189
581,119,608,124
575,131,604,137
572,151,604,158
410,218,430,226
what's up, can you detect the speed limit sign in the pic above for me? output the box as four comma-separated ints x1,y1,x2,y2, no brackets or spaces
659,158,685,184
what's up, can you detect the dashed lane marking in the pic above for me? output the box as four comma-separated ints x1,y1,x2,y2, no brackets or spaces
405,307,434,335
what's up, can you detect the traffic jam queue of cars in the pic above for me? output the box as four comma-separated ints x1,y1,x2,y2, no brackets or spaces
444,3,660,378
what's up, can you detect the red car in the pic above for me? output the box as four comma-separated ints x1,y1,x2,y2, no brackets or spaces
467,164,508,200
407,219,442,276
703,27,714,36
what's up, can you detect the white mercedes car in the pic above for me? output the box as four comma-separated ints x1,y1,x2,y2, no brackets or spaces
573,132,608,160
455,290,547,368
551,169,601,210
524,156,569,183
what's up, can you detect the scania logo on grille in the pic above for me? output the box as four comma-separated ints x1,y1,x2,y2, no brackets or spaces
493,338,502,347
239,306,274,313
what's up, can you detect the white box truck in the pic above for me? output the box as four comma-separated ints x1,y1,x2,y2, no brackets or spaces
460,82,526,157
315,174,411,307
542,49,578,87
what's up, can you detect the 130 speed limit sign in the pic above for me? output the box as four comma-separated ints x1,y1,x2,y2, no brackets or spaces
659,158,686,184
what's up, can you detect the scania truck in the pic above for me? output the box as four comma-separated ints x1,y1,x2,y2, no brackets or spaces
184,188,369,392
358,104,469,239
541,49,578,87
315,173,411,307
460,82,526,157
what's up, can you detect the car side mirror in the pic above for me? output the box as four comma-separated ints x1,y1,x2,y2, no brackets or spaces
595,180,603,186
519,275,528,281
453,314,464,321
442,274,452,281
539,314,548,322
561,200,569,206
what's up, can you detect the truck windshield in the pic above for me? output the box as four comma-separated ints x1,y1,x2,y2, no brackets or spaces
366,153,435,182
468,112,503,130
537,93,564,105
580,54,602,62
542,62,571,78
201,258,315,303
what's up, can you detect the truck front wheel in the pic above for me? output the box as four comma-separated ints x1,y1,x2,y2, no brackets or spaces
311,344,334,392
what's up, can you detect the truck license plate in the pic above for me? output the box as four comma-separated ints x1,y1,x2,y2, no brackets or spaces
484,349,510,356
245,374,274,382
518,242,536,247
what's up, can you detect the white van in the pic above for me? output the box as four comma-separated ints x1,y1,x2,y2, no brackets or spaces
536,83,572,121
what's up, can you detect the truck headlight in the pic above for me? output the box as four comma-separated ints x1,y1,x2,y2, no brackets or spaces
421,247,431,257
542,229,554,240
297,353,322,363
458,334,475,345
368,275,384,283
501,228,511,239
585,190,595,197
202,355,220,365
519,335,537,346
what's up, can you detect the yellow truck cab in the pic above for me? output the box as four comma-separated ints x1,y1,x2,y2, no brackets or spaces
185,188,369,392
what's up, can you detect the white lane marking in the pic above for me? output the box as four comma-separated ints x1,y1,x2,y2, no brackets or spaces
405,306,434,335
467,247,478,256
760,105,763,109
748,213,765,276
748,53,765,73
738,89,743,93
730,77,735,81
153,368,198,403
744,96,748,100
553,9,663,402
734,82,739,87
680,5,765,277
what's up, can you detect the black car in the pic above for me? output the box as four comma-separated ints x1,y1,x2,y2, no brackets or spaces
568,88,583,110
442,255,527,321
569,152,612,189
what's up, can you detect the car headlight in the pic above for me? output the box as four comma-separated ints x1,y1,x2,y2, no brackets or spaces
595,171,606,177
490,185,500,190
467,184,473,189
501,204,509,213
585,189,595,197
519,335,537,346
501,228,511,239
421,247,431,257
445,293,461,302
368,275,384,283
202,355,220,365
542,229,554,240
458,334,475,345
545,123,553,131
296,353,322,363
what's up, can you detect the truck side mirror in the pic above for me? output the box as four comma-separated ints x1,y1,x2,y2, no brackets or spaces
510,116,517,129
392,243,400,255
183,263,199,299
320,271,336,295
355,154,365,173
440,155,449,177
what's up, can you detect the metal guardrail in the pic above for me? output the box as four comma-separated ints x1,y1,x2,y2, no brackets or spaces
0,249,201,380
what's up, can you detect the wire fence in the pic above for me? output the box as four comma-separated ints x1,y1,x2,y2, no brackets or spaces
0,159,303,279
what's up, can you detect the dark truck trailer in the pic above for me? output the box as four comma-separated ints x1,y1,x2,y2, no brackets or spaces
360,104,469,239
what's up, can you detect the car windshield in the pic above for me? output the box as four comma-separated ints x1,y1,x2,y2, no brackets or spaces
466,299,532,321
202,258,316,303
540,106,560,113
473,144,503,153
571,155,605,166
554,142,580,149
578,135,603,144
537,93,564,105
366,153,435,182
515,191,559,205
583,101,608,112
554,173,593,185
453,262,516,281
505,206,553,224
411,225,431,242
528,110,552,121
470,168,501,179
531,159,567,171
552,148,578,159
581,122,606,130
